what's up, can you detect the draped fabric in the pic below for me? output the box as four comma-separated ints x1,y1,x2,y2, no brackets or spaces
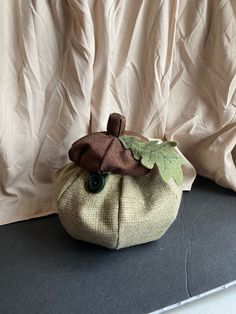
0,0,235,225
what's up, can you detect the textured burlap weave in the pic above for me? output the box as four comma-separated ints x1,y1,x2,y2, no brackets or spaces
54,163,182,249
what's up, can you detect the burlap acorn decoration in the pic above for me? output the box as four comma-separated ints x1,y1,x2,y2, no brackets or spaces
54,113,184,249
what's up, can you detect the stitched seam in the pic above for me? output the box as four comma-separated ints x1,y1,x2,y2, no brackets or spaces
99,137,115,172
58,168,85,203
115,175,123,249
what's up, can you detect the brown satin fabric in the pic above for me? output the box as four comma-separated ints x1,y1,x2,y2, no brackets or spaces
68,113,150,176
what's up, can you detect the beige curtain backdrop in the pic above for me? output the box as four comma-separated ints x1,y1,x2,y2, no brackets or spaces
0,0,235,225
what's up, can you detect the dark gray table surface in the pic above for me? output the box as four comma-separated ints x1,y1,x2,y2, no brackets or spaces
0,176,236,314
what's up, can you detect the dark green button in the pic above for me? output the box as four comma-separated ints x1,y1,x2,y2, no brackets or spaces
88,173,106,193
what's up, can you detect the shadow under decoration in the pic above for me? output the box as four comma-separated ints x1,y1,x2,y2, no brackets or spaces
54,113,185,249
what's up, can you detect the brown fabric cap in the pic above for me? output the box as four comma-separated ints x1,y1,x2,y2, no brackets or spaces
68,113,150,176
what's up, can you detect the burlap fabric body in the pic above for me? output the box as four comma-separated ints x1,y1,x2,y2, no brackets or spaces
54,162,182,249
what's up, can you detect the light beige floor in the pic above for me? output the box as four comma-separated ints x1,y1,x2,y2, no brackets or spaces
166,283,236,314
150,282,236,314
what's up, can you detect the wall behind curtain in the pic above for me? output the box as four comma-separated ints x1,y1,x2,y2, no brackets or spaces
0,0,235,225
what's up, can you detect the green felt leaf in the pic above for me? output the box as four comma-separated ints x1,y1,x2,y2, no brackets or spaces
119,135,185,186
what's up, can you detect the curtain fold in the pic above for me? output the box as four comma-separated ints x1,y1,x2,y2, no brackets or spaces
0,0,235,225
